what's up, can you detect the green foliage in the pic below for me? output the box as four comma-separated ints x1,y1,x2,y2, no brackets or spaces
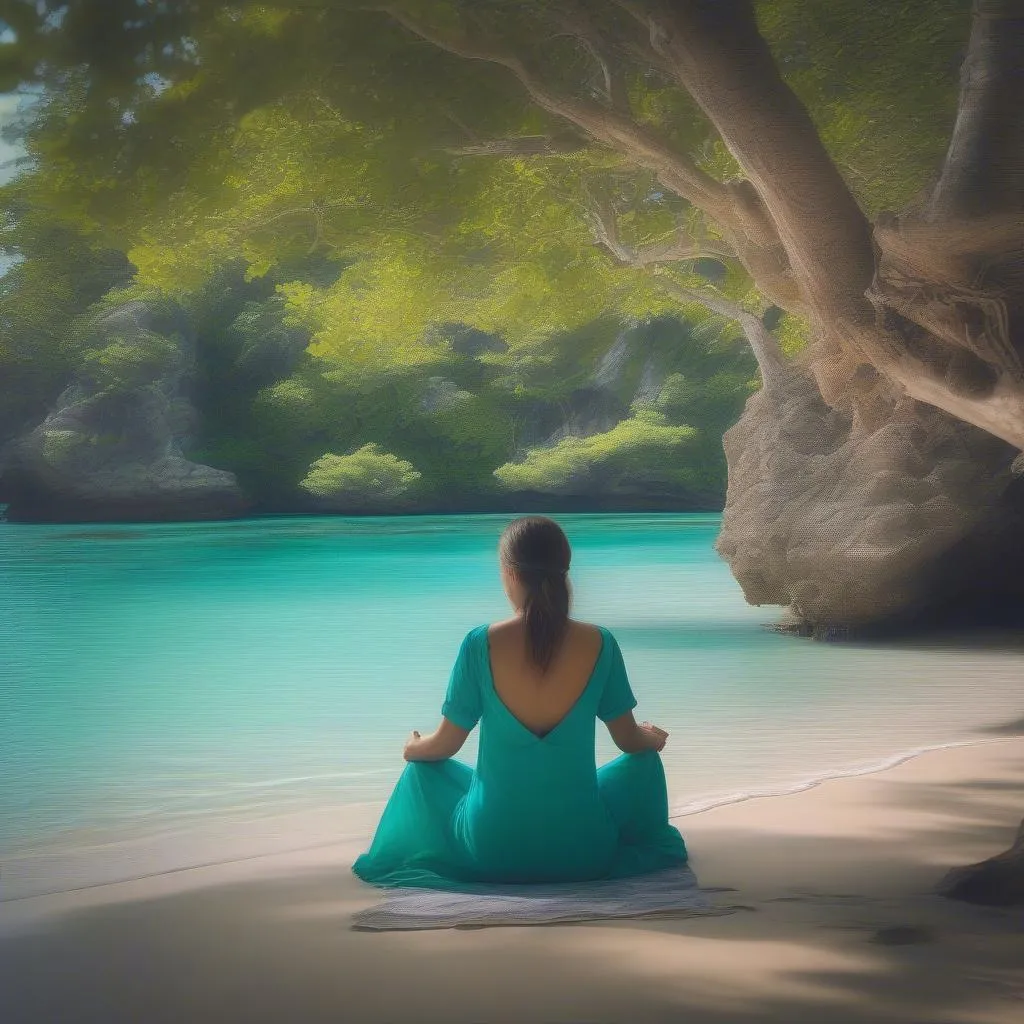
80,331,180,391
494,414,696,494
0,0,970,511
775,312,811,357
301,443,422,503
757,0,967,213
650,372,699,420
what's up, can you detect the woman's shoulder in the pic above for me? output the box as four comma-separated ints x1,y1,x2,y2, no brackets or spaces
479,620,610,660
478,618,607,637
571,619,609,641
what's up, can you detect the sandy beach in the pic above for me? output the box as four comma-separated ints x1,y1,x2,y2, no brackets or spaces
2,734,1023,1024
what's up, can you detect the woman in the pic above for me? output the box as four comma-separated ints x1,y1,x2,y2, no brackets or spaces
352,515,688,889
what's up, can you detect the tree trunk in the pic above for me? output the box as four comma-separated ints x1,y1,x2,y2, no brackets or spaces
930,0,1024,220
657,0,876,323
390,0,1024,626
649,0,1024,450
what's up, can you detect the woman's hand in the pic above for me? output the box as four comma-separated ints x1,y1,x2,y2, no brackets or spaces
639,722,668,752
605,712,669,754
402,730,422,761
402,720,471,762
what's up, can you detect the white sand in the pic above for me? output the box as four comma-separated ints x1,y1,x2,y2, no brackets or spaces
2,736,1023,1023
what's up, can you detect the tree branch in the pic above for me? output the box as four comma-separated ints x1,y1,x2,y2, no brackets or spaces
584,188,733,264
929,0,1024,219
583,189,785,388
653,269,788,392
611,0,670,53
652,0,876,322
382,3,802,315
381,5,748,236
621,38,676,79
556,2,632,115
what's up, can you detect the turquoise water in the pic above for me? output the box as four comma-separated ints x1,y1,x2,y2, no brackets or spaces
2,513,1022,898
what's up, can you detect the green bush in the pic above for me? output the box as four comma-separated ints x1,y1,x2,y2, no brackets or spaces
300,443,422,503
494,414,696,494
80,332,181,391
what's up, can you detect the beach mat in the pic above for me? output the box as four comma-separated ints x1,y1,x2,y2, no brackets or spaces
351,865,736,930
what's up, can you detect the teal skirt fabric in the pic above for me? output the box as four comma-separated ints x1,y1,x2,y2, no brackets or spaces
353,624,688,889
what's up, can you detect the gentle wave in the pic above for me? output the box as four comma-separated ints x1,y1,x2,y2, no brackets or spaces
668,736,994,819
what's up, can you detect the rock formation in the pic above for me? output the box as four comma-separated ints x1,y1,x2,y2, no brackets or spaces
716,362,1024,633
0,301,248,522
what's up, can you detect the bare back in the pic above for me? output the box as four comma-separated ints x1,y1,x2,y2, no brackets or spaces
486,618,604,738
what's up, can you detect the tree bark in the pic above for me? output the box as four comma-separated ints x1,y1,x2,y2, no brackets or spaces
929,0,1024,219
654,0,876,322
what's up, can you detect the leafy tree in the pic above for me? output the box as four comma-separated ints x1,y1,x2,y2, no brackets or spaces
6,0,1013,453
3,0,1021,480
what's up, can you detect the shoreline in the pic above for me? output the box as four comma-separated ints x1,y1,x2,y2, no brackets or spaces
4,730,1021,905
0,503,727,526
668,733,1014,819
3,735,1022,1023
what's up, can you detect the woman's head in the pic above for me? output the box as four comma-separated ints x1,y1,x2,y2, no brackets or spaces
498,516,572,673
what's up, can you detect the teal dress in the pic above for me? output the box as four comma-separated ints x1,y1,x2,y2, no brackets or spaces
352,624,688,888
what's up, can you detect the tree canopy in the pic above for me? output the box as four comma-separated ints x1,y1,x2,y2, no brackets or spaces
0,2,971,352
2,0,1019,512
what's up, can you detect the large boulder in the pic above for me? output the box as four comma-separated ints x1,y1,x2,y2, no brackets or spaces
716,363,1024,633
0,301,249,522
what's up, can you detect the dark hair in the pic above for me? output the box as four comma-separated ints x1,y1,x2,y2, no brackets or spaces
499,515,572,673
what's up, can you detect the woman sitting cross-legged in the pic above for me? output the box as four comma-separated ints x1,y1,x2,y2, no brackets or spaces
352,515,688,889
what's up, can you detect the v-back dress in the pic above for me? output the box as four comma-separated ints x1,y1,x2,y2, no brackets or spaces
352,624,688,888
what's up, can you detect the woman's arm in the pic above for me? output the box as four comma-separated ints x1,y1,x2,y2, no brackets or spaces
605,711,668,754
403,718,471,762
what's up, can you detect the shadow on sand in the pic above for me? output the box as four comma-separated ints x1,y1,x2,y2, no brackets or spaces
2,756,1023,1024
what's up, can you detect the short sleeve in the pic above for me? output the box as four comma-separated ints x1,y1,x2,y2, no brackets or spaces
440,627,483,730
597,630,638,723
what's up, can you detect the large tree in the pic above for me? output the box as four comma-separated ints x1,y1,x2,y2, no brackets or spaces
379,0,1023,445
8,0,1016,412
2,0,1022,615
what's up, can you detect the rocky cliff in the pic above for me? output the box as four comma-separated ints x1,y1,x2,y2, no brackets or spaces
0,301,248,522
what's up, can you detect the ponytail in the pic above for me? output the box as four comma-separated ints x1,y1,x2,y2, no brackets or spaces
519,567,570,672
498,516,572,673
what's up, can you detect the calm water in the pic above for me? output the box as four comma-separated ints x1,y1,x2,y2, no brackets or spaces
2,513,1022,898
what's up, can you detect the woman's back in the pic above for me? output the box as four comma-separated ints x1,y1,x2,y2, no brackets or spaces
456,621,624,880
485,617,604,739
